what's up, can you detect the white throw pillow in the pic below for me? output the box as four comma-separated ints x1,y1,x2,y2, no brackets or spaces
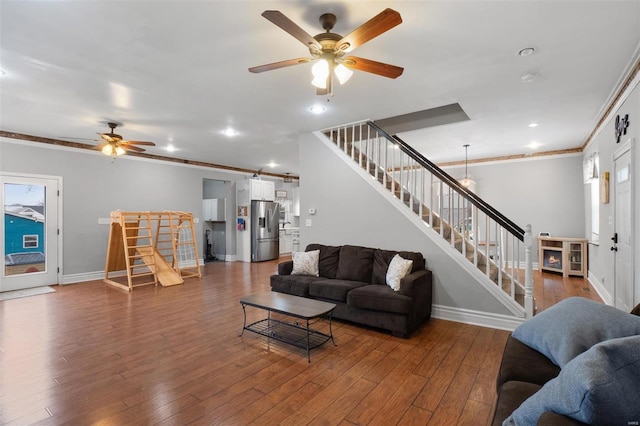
291,250,320,276
386,254,413,291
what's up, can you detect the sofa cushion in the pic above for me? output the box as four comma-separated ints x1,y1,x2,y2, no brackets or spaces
336,245,374,283
497,335,560,390
400,251,425,273
505,335,640,426
386,254,413,291
492,381,541,426
372,249,397,285
309,279,368,302
512,297,640,367
347,285,413,315
371,249,425,285
306,244,341,279
270,275,328,297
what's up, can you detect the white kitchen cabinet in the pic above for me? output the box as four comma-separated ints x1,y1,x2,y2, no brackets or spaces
279,230,287,255
279,229,293,254
202,198,226,221
238,179,275,201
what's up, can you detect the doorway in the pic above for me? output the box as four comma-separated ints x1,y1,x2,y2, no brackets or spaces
1,173,61,291
612,139,634,311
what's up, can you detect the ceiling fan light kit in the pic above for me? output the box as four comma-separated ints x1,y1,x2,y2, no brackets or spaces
101,143,126,156
249,8,404,97
95,122,156,158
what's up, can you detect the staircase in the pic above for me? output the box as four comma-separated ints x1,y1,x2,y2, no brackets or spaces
319,121,534,318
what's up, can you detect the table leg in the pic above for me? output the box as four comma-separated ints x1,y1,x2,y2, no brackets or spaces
328,311,337,346
306,318,311,363
239,303,247,337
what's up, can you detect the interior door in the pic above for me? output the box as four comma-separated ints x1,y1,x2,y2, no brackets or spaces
1,174,60,291
613,141,634,311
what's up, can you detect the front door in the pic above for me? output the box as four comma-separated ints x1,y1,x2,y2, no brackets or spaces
613,140,634,311
1,173,60,291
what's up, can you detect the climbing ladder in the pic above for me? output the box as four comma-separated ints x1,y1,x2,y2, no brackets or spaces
155,211,201,280
104,211,201,291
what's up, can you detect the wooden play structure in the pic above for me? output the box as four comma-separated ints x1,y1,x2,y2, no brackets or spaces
104,211,202,291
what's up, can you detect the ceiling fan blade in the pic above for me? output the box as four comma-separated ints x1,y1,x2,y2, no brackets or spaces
122,140,155,146
98,133,114,143
249,57,311,73
261,10,322,50
344,56,404,79
121,145,145,153
336,8,402,53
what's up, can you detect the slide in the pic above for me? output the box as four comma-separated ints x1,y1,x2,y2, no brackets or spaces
137,247,184,287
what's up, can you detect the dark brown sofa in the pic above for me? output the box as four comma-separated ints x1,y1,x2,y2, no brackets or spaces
493,300,640,425
270,244,433,337
492,335,586,426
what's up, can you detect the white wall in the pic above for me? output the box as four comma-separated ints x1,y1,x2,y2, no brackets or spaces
0,138,282,280
298,132,513,316
583,77,640,308
444,154,585,263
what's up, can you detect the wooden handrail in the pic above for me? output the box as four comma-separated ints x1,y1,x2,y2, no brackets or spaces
366,121,525,241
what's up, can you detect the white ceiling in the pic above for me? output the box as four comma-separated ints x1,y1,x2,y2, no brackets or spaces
1,1,639,175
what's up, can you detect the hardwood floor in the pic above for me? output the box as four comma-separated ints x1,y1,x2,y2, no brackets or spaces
0,260,601,425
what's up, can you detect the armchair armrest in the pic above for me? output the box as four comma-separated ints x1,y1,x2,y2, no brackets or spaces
537,412,589,426
278,260,294,276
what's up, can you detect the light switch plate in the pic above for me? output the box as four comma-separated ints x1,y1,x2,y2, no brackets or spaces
305,219,312,227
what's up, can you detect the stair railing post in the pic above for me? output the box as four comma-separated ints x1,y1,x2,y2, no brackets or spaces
524,224,534,318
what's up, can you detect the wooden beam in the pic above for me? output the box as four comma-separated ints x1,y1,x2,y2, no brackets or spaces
0,130,299,180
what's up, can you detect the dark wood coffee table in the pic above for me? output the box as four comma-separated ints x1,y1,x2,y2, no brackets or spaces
239,291,337,362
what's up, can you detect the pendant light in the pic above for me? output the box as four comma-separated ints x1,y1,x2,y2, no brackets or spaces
459,144,476,191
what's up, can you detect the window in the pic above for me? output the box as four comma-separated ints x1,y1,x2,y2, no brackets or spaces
24,235,38,249
590,153,600,243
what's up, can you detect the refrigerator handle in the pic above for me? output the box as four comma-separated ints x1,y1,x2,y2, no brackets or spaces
266,207,271,233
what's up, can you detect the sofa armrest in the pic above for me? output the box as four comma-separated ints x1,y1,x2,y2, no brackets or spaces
400,269,433,333
537,412,589,426
278,260,294,275
399,269,430,299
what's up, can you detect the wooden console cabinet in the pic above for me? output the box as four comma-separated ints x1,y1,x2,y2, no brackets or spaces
538,236,588,277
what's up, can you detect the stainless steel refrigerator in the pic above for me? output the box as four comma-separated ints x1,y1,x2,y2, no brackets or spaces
251,200,280,262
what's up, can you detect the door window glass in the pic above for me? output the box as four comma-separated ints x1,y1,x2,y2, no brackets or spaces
3,183,46,276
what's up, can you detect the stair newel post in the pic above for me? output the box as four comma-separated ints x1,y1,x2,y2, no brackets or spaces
524,224,534,318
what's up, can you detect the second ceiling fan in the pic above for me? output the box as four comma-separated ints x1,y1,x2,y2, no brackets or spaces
249,8,404,96
95,122,155,157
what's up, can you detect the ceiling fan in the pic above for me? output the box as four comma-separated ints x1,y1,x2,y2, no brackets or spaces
95,122,155,156
248,8,404,96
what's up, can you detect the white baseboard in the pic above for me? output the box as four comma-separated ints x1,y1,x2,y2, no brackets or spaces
62,270,124,284
587,272,613,306
432,304,526,331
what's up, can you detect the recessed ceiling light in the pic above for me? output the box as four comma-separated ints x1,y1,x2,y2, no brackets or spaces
520,72,538,83
518,47,536,56
528,122,539,128
527,141,542,149
222,128,238,137
309,105,326,114
166,144,177,152
267,161,277,168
